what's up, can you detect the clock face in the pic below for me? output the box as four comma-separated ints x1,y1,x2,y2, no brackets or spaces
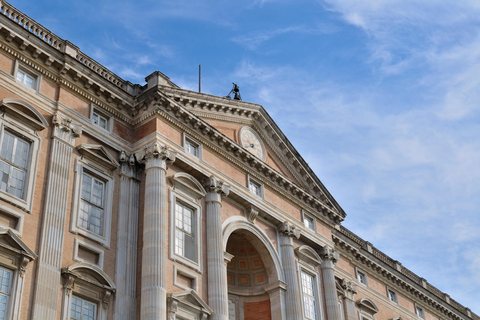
239,127,265,160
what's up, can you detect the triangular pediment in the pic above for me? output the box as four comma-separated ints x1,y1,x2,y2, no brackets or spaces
0,227,36,260
168,289,212,315
77,144,119,171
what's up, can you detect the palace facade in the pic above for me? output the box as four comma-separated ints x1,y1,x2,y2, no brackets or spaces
0,1,477,320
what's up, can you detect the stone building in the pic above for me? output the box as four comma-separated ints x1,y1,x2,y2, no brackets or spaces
0,1,477,320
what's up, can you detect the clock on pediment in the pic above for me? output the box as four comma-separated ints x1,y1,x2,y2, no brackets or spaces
239,126,266,161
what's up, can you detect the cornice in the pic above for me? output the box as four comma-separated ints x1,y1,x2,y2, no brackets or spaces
333,227,477,320
134,93,343,226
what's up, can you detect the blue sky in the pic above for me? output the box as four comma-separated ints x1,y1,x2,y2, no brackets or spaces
10,0,480,313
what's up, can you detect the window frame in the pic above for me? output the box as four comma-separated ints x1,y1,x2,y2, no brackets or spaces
182,133,202,160
0,116,42,213
355,267,368,286
247,175,263,198
302,209,316,232
89,106,112,132
300,269,320,320
386,287,398,303
13,61,41,92
415,304,426,319
168,173,204,273
70,294,97,320
73,238,105,269
295,246,323,320
70,159,114,248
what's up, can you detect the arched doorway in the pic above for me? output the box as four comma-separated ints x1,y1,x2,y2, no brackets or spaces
223,218,285,320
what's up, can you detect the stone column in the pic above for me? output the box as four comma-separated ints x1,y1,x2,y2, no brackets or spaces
140,143,176,320
278,221,302,320
203,175,230,320
320,247,341,320
341,280,357,320
114,151,141,320
32,113,82,319
263,280,287,320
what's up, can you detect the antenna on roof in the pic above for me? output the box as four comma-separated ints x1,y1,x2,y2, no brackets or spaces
198,65,201,93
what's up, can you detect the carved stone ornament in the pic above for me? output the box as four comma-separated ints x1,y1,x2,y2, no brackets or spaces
246,206,259,222
143,142,176,163
52,112,82,143
19,256,30,278
63,274,75,296
102,291,112,309
203,175,230,196
320,247,339,263
278,221,301,239
167,299,178,320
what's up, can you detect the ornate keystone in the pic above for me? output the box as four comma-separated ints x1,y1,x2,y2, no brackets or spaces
279,221,301,239
320,247,339,263
246,206,259,222
203,175,230,196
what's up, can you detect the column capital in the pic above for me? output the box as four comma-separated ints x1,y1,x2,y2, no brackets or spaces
341,279,357,300
320,247,339,263
278,221,300,239
119,150,140,179
52,112,82,145
141,142,176,170
203,175,230,196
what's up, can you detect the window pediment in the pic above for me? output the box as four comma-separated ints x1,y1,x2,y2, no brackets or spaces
62,263,116,290
0,98,48,131
357,298,379,315
0,227,36,261
77,144,119,171
295,245,322,267
171,172,206,200
167,289,212,319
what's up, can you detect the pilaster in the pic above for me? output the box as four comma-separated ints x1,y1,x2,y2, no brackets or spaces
341,279,357,320
114,151,141,320
32,112,82,319
320,247,341,320
203,175,230,320
140,143,176,320
278,221,302,320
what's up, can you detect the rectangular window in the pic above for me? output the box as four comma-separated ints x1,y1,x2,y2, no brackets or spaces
79,173,105,236
303,215,314,230
0,131,30,199
70,295,97,320
92,111,108,130
356,269,367,285
416,306,425,319
0,267,12,320
249,180,261,196
300,271,317,320
174,202,195,262
16,69,36,89
387,288,398,303
185,139,199,158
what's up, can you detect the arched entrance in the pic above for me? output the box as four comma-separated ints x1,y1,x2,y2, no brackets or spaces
223,217,286,320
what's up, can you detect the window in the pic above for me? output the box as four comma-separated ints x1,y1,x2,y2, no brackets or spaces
0,266,12,320
0,229,36,320
356,268,368,285
302,210,316,232
16,68,37,90
0,98,47,212
73,239,104,268
301,271,318,320
174,202,195,261
0,131,30,199
387,288,398,303
247,175,263,198
71,149,116,248
415,305,425,319
90,107,112,131
79,172,105,236
183,134,202,160
169,173,205,272
70,295,97,320
61,264,115,320
92,112,108,130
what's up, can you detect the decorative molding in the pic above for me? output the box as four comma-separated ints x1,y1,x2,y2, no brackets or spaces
52,112,82,144
245,205,259,222
278,221,301,239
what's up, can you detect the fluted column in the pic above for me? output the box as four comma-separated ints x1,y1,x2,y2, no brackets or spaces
140,143,176,320
341,280,357,320
278,221,302,320
203,176,230,320
32,113,82,319
320,247,341,320
114,151,141,320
